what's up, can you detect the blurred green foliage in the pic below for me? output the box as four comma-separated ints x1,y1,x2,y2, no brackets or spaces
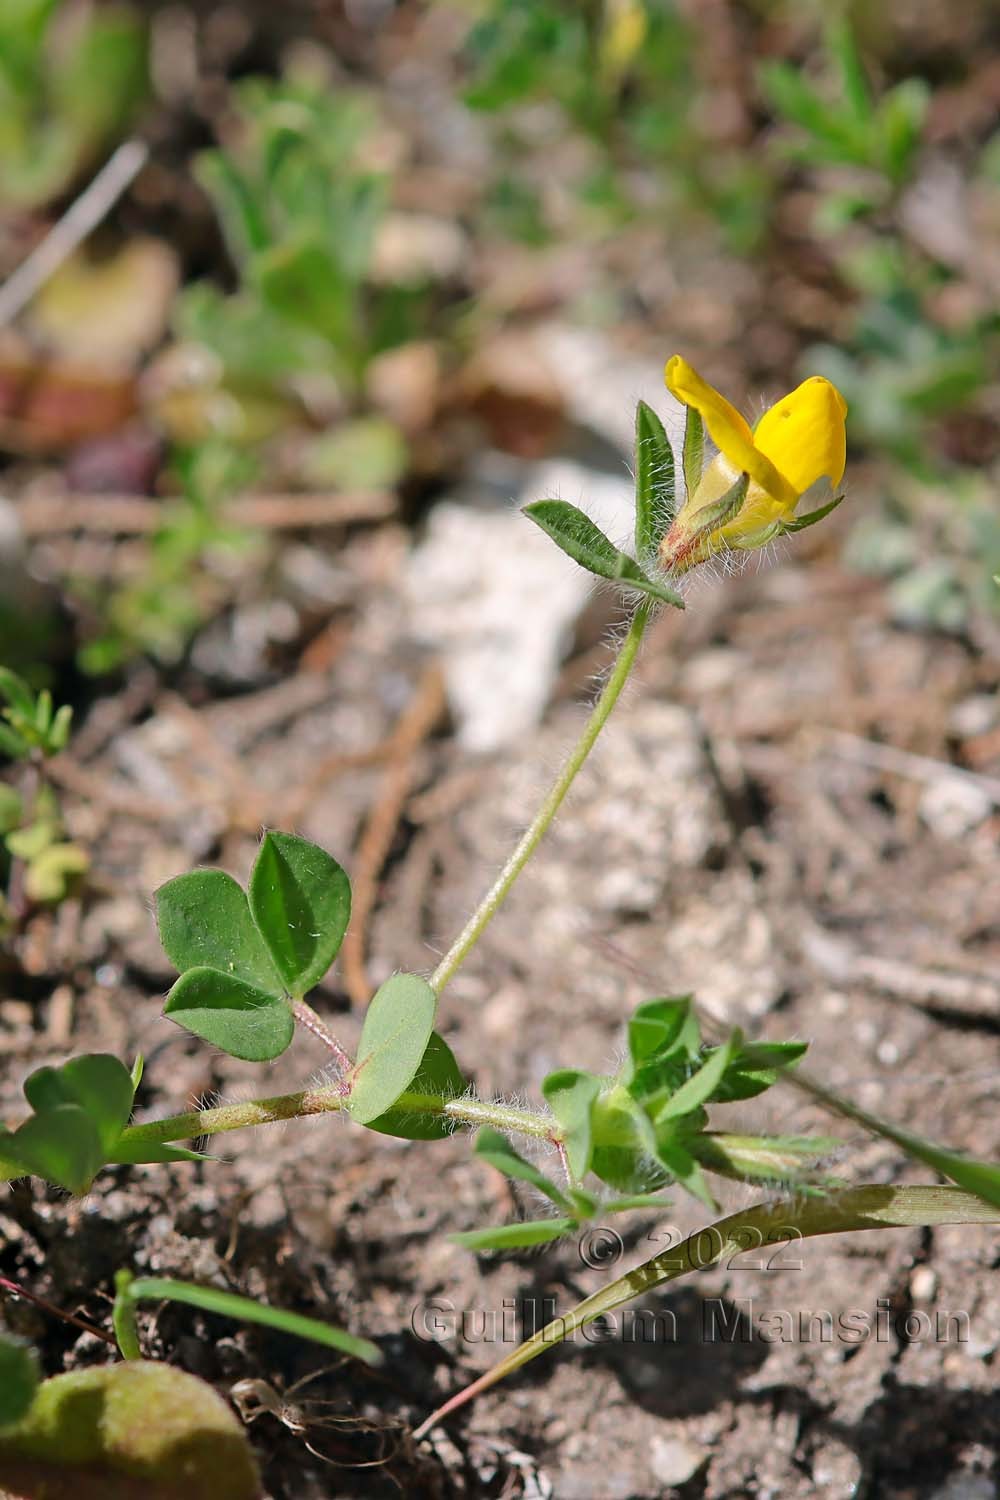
0,0,998,660
763,18,1000,626
0,0,146,208
1,779,87,907
463,0,770,253
0,666,71,760
761,19,979,464
78,442,260,674
0,669,86,919
80,73,438,671
169,72,429,471
761,19,928,189
181,79,388,397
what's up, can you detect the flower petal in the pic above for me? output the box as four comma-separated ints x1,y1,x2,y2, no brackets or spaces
753,376,847,495
665,356,797,508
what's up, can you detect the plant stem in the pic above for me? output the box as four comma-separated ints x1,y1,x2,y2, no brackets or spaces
113,1271,142,1360
0,1273,117,1348
412,1183,1000,1438
117,1085,561,1153
784,1064,1000,1208
292,999,351,1073
430,602,652,995
113,606,651,1163
0,142,148,329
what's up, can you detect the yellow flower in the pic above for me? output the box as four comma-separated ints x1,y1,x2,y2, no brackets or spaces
659,356,848,573
599,0,648,84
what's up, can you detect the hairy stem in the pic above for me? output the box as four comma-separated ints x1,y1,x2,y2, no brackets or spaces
430,602,652,995
114,608,652,1164
117,1086,561,1153
292,999,352,1073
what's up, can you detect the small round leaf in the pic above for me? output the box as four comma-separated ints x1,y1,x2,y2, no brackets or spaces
541,1069,602,1181
164,968,294,1062
0,1335,39,1429
248,832,351,998
364,1032,466,1140
156,870,282,994
0,1105,105,1195
347,974,436,1126
24,1054,135,1157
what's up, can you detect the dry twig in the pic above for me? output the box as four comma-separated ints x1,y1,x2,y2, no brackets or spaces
0,142,148,329
16,490,396,536
340,666,446,1005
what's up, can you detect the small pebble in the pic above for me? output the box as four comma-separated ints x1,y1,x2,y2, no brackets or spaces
909,1266,938,1303
810,1439,863,1497
649,1434,709,1487
949,695,998,738
919,778,993,840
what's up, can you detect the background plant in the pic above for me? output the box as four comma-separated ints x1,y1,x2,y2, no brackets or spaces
0,668,84,929
163,69,424,487
763,17,1000,626
0,0,146,210
76,440,261,674
462,0,771,256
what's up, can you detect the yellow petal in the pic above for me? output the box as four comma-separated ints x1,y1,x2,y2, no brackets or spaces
753,376,847,495
600,0,648,78
664,356,797,508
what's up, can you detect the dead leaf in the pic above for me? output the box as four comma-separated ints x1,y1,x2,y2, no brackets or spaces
0,330,137,453
26,238,180,369
450,330,565,458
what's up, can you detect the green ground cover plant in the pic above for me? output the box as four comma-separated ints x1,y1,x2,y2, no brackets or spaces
0,669,84,933
167,69,427,480
0,0,146,210
763,18,1000,625
462,0,770,253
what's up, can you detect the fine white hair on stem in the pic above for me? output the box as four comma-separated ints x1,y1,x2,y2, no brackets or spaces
190,1088,226,1115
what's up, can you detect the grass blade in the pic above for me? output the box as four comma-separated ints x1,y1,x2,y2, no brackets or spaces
124,1277,382,1365
413,1184,999,1436
788,1069,1000,1208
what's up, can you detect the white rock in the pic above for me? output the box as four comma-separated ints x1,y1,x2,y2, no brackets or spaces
372,212,468,283
540,323,684,455
0,497,23,563
649,1434,709,1487
949,694,998,739
405,462,635,752
919,776,993,839
909,1265,938,1302
810,1439,863,1497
